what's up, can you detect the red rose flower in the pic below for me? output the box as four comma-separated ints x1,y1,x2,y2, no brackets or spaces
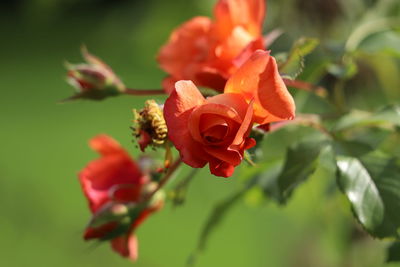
163,81,255,177
163,50,295,177
224,50,295,124
158,0,266,93
79,135,162,261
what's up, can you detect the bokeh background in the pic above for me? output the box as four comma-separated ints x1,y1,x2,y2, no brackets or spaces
1,0,399,266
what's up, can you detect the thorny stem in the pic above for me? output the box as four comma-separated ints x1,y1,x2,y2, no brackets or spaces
144,158,182,202
124,88,166,96
283,78,328,97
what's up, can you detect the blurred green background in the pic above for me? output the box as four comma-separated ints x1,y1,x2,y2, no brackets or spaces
1,0,399,266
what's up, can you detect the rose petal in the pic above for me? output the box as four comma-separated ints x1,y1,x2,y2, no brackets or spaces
231,99,254,146
111,234,139,262
200,115,228,133
137,130,152,152
224,50,295,124
162,76,177,94
188,103,242,144
258,55,295,122
204,146,242,166
207,92,249,120
163,81,208,168
84,222,118,240
195,68,227,92
89,134,125,156
157,17,212,79
214,26,254,61
213,0,265,38
199,114,238,146
79,135,144,212
203,124,229,143
233,37,265,68
243,137,256,150
209,159,235,177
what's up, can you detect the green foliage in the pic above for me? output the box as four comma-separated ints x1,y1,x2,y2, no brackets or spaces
259,138,331,204
277,37,320,79
327,59,358,80
331,104,400,132
387,242,400,263
337,153,400,239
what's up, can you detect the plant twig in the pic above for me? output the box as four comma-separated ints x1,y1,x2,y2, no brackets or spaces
145,158,182,202
283,78,328,97
124,88,166,96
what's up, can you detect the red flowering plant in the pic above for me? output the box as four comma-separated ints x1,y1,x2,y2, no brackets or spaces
63,0,400,264
79,135,166,261
157,0,266,93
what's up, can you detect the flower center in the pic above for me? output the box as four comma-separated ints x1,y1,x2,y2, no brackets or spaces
202,124,229,143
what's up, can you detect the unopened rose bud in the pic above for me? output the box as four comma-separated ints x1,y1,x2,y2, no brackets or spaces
63,46,126,101
111,203,129,216
88,202,129,228
149,190,165,211
141,182,165,211
132,100,168,151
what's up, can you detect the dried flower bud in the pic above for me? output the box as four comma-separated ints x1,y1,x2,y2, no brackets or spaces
63,46,126,101
132,100,168,151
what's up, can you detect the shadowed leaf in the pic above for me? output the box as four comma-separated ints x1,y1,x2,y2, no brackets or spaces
387,242,400,263
260,138,331,204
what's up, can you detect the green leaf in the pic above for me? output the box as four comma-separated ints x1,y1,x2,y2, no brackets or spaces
337,153,400,239
354,23,400,55
259,138,331,204
331,104,400,132
387,242,400,263
333,127,391,158
359,51,400,100
279,37,320,79
333,140,375,158
326,60,358,80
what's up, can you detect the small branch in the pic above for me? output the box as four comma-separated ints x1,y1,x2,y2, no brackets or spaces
263,28,283,47
283,78,328,97
124,88,166,96
145,158,182,202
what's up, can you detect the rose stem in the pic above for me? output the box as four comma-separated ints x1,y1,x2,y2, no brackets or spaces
283,78,328,97
124,88,166,96
145,158,182,201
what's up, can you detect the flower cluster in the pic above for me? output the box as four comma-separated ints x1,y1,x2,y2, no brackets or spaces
158,0,266,93
164,50,295,177
79,135,164,261
68,0,296,262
